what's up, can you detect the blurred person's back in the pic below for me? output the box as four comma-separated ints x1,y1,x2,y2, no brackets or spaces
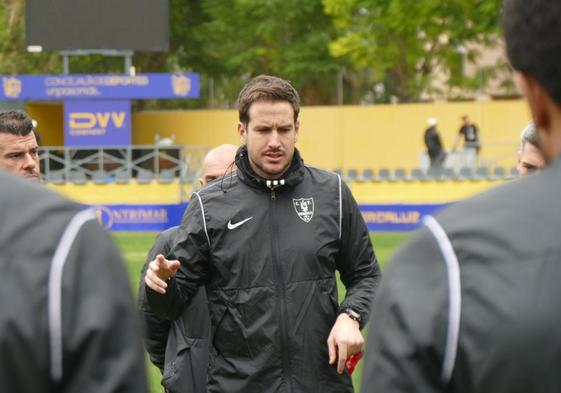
361,1,561,391
0,171,148,393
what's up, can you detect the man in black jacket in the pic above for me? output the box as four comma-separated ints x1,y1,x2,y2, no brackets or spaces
0,171,148,393
424,117,446,169
144,75,381,393
138,144,237,393
362,1,561,392
453,115,481,156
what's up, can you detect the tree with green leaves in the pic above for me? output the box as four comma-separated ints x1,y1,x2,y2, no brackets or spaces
1,0,508,107
0,0,60,75
324,0,504,102
184,0,345,105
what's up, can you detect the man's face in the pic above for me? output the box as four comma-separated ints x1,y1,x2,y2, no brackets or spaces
517,141,546,176
199,155,234,187
238,100,299,180
0,132,40,181
201,164,225,186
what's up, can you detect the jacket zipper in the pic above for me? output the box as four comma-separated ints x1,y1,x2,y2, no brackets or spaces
269,186,294,393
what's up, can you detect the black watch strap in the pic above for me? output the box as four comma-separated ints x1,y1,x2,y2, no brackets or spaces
342,308,361,323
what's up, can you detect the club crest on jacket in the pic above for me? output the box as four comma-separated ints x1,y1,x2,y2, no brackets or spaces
293,198,314,223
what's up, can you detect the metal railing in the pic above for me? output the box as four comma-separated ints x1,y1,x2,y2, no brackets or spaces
39,144,209,199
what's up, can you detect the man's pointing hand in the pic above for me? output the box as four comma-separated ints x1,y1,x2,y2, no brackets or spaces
144,254,180,294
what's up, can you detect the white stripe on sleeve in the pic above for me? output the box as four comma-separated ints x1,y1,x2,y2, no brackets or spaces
337,174,342,240
48,208,97,382
194,192,210,247
423,215,462,384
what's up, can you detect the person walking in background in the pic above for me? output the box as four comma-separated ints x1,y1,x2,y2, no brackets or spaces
138,144,238,393
0,171,148,393
517,121,545,176
453,115,481,156
144,75,380,393
0,110,40,181
424,117,446,169
361,0,561,392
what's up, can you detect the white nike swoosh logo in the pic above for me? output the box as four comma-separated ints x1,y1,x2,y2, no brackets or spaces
227,217,253,230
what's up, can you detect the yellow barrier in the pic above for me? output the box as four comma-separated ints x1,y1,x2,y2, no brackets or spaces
45,178,510,205
350,179,510,204
133,101,530,171
46,180,190,204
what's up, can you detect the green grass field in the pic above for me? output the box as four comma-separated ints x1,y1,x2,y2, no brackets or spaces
114,231,410,393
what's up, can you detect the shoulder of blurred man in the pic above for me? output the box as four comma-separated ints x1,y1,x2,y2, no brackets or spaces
0,171,148,392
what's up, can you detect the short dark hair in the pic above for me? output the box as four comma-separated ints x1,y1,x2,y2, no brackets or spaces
0,110,34,137
503,0,561,105
237,75,300,126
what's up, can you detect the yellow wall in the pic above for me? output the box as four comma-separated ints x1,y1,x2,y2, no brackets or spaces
28,99,531,171
333,100,530,171
133,100,530,171
27,102,64,146
133,109,240,146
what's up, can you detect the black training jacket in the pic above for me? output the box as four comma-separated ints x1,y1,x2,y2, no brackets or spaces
147,147,381,393
138,226,210,393
0,171,147,393
362,155,561,393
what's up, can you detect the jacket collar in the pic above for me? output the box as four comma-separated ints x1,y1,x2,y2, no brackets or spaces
235,145,305,191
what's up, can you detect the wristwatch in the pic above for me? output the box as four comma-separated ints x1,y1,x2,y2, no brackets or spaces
341,308,361,323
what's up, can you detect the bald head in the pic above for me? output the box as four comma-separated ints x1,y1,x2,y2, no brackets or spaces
199,144,238,187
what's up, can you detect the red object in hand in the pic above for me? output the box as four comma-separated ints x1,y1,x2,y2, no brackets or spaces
346,352,363,375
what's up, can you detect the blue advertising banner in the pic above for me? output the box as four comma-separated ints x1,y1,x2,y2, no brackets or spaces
0,73,200,101
92,203,188,232
361,203,450,232
90,203,449,232
65,100,131,146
